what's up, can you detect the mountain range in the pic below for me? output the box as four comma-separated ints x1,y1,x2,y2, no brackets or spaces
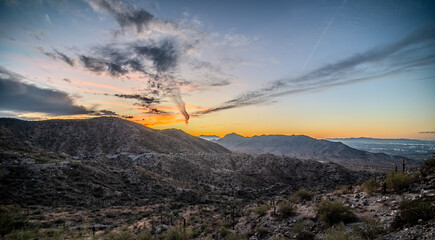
212,133,416,171
0,117,370,207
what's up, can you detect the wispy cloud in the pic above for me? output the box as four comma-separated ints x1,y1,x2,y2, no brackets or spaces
194,24,435,116
36,47,75,66
85,0,157,34
419,131,435,134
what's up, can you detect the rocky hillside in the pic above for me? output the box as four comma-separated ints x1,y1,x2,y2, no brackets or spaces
0,117,230,157
1,143,433,239
214,133,415,172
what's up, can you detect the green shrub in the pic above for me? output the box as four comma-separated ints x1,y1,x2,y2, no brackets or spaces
4,229,38,240
324,224,351,240
363,178,380,194
277,202,294,217
218,227,238,240
398,199,435,225
254,204,270,216
335,185,353,194
164,227,185,240
138,230,153,240
107,229,135,240
316,200,356,225
385,172,412,191
291,189,315,202
292,221,314,240
255,226,268,238
353,217,384,240
424,155,435,169
0,207,15,237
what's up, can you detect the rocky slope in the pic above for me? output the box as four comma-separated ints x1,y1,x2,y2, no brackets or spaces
214,133,415,172
0,117,370,207
0,117,230,157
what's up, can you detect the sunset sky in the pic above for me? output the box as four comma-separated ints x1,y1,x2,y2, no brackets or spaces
0,0,434,139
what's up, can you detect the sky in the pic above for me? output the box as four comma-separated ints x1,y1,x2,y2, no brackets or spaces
0,0,434,139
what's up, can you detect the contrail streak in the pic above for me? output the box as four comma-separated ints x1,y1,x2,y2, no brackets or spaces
302,0,348,71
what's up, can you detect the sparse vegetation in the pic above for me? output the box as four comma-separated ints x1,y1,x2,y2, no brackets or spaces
363,178,380,194
424,154,435,169
353,216,385,240
291,189,315,202
292,221,314,240
324,224,351,240
396,199,435,226
385,172,412,191
277,202,295,217
255,226,269,238
316,200,356,225
335,185,353,194
254,204,271,216
107,228,135,240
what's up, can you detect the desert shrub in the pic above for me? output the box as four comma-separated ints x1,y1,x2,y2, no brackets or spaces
353,216,384,240
0,207,15,237
277,202,294,217
164,227,184,240
218,227,238,240
335,185,353,194
4,229,38,240
107,229,135,240
363,178,380,194
385,172,412,191
254,204,270,216
138,230,153,240
43,227,66,239
398,199,435,225
424,154,435,169
255,226,269,238
324,224,351,240
292,221,314,240
316,200,356,225
0,206,29,238
291,189,315,202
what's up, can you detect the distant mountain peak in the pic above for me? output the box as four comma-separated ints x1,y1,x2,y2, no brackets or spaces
223,132,244,138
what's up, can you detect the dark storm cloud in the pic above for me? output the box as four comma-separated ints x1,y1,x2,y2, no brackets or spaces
419,131,435,134
194,24,435,116
86,0,155,34
0,66,89,115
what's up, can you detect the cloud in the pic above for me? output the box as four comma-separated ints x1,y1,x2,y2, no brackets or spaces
36,47,75,66
85,0,155,34
113,93,157,105
194,24,435,116
81,0,231,123
79,55,107,73
45,14,52,25
91,109,118,116
0,66,89,115
79,38,179,77
419,131,435,134
53,49,75,66
134,39,179,72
